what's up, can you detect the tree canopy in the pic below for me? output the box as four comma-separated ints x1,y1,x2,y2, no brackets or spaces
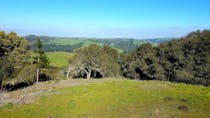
121,30,210,86
0,31,30,88
67,44,120,79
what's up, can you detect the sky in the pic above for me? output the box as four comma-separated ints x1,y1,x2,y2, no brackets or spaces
0,0,210,38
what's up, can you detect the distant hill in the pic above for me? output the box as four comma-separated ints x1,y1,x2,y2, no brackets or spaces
25,35,171,53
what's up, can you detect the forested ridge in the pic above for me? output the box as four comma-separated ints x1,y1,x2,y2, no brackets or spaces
121,30,210,85
0,30,210,91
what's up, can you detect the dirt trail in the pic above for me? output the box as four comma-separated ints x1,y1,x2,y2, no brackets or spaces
1,79,107,106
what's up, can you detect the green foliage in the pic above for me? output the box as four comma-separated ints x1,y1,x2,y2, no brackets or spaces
39,53,50,68
1,64,37,91
68,44,120,79
0,31,31,87
121,43,165,80
33,38,50,68
0,57,14,87
34,38,42,53
174,69,194,83
0,57,14,78
14,65,37,85
2,103,13,109
0,31,30,66
0,80,209,117
121,30,210,86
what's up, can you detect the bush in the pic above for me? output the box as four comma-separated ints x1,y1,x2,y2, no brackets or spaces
174,70,194,83
15,65,37,85
2,65,36,90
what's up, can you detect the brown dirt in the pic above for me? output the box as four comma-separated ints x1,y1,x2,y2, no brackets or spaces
178,105,189,111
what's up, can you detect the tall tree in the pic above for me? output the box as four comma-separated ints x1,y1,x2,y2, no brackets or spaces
0,31,31,88
67,44,120,79
34,38,49,83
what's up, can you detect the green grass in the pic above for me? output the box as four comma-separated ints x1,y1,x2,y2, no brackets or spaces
44,38,84,45
46,51,74,67
0,79,209,118
44,38,97,46
133,40,144,46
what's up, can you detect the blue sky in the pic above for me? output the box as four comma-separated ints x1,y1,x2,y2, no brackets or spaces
0,0,210,38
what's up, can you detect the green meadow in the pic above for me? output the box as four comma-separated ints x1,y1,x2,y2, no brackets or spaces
0,79,209,118
44,38,90,45
46,52,74,67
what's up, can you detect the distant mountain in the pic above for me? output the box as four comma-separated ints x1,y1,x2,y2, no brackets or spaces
25,35,172,53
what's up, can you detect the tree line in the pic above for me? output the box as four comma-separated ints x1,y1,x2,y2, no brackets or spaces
121,30,210,85
68,30,210,86
0,30,209,90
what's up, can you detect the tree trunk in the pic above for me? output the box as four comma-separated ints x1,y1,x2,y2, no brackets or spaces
66,70,70,80
0,80,2,89
36,67,39,84
87,69,91,80
87,72,91,80
36,57,40,84
36,68,39,84
94,71,96,78
167,71,170,81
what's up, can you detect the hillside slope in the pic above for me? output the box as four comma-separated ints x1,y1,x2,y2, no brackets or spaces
25,35,171,53
0,79,209,118
46,51,74,67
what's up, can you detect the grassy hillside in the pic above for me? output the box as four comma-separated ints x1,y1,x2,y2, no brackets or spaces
0,79,209,118
25,35,171,53
46,52,74,67
44,38,95,45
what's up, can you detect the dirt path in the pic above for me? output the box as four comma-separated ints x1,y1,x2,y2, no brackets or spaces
1,79,107,106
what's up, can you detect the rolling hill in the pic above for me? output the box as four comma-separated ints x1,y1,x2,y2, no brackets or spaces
25,35,171,53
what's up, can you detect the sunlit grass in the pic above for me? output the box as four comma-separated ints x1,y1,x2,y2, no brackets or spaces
46,51,74,67
0,79,209,118
44,38,96,45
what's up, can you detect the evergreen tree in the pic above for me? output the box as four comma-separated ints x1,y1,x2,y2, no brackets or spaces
34,38,50,83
